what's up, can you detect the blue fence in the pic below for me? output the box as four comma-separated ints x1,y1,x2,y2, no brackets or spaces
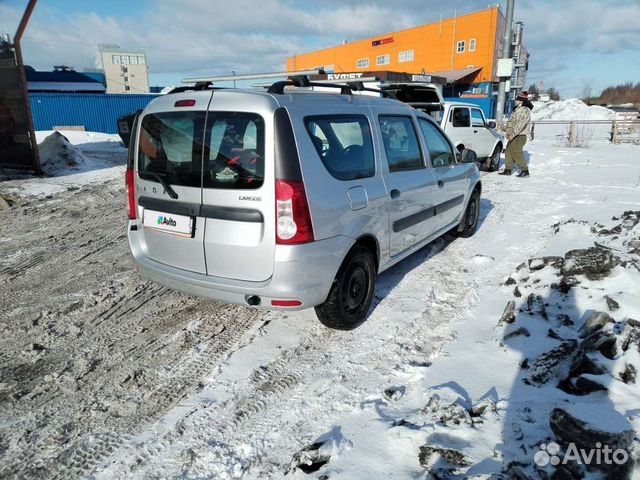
29,93,161,134
444,97,495,119
29,92,499,134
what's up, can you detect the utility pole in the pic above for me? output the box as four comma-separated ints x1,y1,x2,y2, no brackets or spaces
495,0,515,122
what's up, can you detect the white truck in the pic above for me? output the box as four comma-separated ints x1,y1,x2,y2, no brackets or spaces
373,84,504,171
429,101,504,171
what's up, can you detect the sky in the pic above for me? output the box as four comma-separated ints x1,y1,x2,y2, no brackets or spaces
1,0,639,98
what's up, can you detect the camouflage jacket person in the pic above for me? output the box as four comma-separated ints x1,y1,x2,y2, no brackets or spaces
505,104,531,140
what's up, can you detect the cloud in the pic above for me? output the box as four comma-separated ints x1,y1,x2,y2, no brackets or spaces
1,0,639,96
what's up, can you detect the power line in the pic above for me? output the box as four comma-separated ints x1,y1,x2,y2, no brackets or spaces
103,74,152,94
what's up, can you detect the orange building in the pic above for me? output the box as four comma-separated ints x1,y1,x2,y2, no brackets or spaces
287,7,511,86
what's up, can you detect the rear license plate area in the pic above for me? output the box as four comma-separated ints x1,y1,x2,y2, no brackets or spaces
142,209,194,237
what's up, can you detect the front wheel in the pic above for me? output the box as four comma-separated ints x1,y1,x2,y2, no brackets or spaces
315,246,376,330
457,189,480,238
487,145,502,172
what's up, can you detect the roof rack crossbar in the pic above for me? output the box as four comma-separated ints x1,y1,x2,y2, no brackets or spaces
345,81,388,98
181,68,326,85
267,77,362,95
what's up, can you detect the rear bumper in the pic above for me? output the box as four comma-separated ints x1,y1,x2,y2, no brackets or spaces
127,221,353,310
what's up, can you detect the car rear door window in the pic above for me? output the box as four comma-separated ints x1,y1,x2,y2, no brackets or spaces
204,112,265,189
138,112,206,188
418,118,456,167
304,115,375,181
378,115,425,171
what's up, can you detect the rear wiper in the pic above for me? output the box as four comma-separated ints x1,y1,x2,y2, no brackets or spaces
146,172,179,199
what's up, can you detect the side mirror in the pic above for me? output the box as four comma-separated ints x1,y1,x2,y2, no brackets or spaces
487,120,497,129
460,149,477,164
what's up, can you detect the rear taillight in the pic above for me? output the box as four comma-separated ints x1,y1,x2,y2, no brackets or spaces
275,179,314,244
125,167,137,220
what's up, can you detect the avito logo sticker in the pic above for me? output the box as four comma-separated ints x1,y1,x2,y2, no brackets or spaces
534,441,629,468
157,216,177,227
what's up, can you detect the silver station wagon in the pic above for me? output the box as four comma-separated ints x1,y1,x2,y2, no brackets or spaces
126,78,482,330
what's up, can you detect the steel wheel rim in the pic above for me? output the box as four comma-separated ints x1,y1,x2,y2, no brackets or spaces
342,264,368,313
467,195,479,228
492,149,500,169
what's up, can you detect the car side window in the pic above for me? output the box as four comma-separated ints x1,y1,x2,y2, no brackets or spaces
304,115,375,181
471,109,485,128
450,108,470,128
418,118,456,168
378,115,424,172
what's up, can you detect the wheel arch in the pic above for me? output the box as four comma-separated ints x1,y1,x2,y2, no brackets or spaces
352,234,380,272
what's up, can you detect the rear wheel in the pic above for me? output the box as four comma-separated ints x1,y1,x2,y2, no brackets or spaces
487,145,502,172
315,246,376,330
457,189,480,238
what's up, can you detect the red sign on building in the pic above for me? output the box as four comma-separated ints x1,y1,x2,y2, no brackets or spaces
371,37,394,47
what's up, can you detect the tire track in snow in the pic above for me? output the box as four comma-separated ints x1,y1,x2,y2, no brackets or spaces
97,236,479,479
0,179,266,480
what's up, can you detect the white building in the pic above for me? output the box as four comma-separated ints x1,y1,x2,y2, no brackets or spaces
96,45,149,94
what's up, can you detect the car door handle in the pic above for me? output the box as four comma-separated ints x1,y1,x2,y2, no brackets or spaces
390,189,401,199
438,180,445,188
473,130,478,133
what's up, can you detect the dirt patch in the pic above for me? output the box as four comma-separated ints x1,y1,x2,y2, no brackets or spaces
0,178,263,478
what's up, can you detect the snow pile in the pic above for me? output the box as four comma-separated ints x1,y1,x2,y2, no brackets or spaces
36,130,124,147
0,131,126,197
532,98,616,121
37,131,88,173
488,215,640,478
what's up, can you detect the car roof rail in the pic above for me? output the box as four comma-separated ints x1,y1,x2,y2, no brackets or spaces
267,77,388,97
267,76,352,95
167,81,222,94
344,81,388,97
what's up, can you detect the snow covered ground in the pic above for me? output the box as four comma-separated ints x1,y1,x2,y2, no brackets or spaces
0,126,639,479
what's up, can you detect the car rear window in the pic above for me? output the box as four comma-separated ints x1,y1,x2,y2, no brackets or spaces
304,115,374,181
137,111,265,190
138,112,205,188
204,112,265,189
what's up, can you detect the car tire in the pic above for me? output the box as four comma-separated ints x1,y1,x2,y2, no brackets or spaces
487,145,502,172
456,189,480,238
315,246,376,330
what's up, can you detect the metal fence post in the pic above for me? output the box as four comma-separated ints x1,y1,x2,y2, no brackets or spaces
610,121,615,143
569,121,576,146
